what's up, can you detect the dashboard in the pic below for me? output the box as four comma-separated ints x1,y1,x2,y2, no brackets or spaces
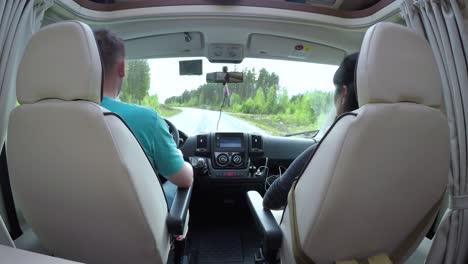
180,132,316,182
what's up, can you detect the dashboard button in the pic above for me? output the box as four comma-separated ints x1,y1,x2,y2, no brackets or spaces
197,158,206,168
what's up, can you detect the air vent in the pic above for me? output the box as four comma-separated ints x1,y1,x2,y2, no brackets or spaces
197,135,208,149
232,154,243,165
251,135,263,151
216,153,229,166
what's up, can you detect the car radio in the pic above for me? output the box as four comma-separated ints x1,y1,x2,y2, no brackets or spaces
212,133,247,169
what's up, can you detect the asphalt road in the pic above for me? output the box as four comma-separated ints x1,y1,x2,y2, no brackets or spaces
167,107,267,135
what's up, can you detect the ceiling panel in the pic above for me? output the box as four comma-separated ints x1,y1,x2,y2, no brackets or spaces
248,34,345,65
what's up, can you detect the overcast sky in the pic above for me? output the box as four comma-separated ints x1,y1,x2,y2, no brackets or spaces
148,57,338,102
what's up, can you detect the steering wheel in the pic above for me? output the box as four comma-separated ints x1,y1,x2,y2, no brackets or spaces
164,118,180,148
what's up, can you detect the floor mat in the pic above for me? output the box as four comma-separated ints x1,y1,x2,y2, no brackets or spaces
188,192,262,264
197,230,243,263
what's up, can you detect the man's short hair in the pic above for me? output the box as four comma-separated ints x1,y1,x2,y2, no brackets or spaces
94,29,125,77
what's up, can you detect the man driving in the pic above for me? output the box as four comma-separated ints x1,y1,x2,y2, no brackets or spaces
94,29,193,208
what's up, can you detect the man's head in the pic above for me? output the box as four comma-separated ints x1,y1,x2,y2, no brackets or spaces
94,29,125,98
333,53,359,116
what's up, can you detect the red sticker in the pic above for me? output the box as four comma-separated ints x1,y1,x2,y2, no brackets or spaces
295,44,304,51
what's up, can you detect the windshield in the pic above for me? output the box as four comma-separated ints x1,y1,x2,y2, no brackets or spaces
119,57,338,138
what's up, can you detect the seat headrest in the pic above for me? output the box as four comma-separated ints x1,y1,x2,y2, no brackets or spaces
17,21,102,104
357,22,442,108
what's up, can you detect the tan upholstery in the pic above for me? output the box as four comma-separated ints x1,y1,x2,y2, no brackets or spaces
0,245,82,263
7,21,171,264
280,22,450,263
16,21,102,104
357,23,442,108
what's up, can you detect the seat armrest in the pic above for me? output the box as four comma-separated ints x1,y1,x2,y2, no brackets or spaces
247,191,282,255
166,186,192,236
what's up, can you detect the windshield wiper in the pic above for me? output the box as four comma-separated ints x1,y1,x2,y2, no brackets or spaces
284,130,319,138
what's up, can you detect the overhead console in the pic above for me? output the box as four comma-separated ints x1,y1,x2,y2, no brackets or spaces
208,43,244,63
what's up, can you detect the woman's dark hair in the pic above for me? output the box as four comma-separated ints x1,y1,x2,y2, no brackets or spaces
333,53,359,112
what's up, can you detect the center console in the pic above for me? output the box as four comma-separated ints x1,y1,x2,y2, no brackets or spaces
213,133,246,167
211,132,250,178
190,132,264,181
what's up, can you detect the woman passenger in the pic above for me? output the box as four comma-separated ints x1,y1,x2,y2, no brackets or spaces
263,53,359,210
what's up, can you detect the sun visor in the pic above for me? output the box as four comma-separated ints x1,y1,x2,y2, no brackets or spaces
125,32,203,59
247,34,345,65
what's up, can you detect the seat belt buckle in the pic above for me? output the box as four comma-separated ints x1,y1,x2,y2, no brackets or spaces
254,247,266,264
255,247,279,264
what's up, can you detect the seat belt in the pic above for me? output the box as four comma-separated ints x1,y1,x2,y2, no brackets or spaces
287,180,316,264
287,179,443,264
0,145,22,239
390,196,442,263
0,215,14,247
425,190,449,240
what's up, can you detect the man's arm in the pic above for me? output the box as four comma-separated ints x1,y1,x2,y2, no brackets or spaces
150,113,193,188
166,161,193,188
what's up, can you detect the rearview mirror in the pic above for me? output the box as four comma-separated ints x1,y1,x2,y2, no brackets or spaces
206,71,243,83
179,59,203,75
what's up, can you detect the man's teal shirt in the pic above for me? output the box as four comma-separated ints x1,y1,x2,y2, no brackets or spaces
101,96,183,177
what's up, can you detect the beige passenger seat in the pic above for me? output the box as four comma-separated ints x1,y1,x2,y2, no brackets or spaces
248,22,450,264
0,245,82,263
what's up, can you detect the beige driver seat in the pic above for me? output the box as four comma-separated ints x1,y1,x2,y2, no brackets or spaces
279,22,450,263
0,245,82,264
7,21,172,264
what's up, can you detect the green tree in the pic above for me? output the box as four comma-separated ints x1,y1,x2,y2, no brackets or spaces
120,60,151,104
232,103,243,112
256,68,279,98
187,96,199,106
277,88,289,113
256,68,268,97
230,93,241,106
306,90,333,117
293,94,317,125
241,98,257,114
199,89,206,106
240,68,256,99
265,86,278,114
141,94,160,111
253,88,266,114
164,67,281,111
161,65,338,131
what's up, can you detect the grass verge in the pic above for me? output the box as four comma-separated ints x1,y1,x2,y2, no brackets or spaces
229,112,317,137
158,104,182,118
